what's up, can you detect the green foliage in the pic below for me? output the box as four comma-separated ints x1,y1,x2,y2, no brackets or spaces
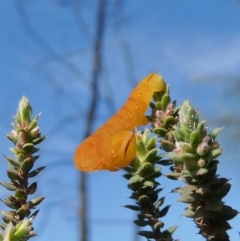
125,82,238,241
151,95,238,241
0,96,46,240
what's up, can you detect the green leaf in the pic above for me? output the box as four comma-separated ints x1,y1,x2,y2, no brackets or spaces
155,196,165,209
141,149,158,163
137,213,153,219
149,188,164,202
15,189,27,202
153,127,168,137
153,221,164,230
196,168,208,176
28,197,45,207
190,130,201,149
162,225,178,236
160,140,175,152
163,116,176,129
138,231,155,239
217,205,239,221
209,148,222,159
153,89,166,102
17,207,31,219
20,158,34,175
161,94,171,112
178,175,198,184
7,170,24,182
179,153,198,167
172,185,197,195
129,175,143,184
4,156,20,169
28,210,40,221
209,177,229,190
210,127,223,140
146,136,157,150
142,180,157,188
158,159,173,166
18,96,32,123
0,199,19,209
194,206,212,220
28,166,46,178
32,136,46,145
184,208,195,218
122,173,132,180
124,205,141,211
122,166,134,173
0,182,17,191
207,160,219,169
159,205,171,217
179,192,201,203
154,101,162,110
179,100,199,130
165,172,181,180
136,162,156,178
168,151,183,165
133,220,149,227
1,211,14,222
11,219,32,241
216,183,231,199
204,195,223,211
3,222,14,241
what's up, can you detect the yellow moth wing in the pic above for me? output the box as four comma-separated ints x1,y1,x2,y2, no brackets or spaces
108,131,136,169
73,72,166,172
144,72,165,92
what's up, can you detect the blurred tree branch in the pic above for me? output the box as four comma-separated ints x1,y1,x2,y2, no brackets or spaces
80,1,107,241
15,0,85,80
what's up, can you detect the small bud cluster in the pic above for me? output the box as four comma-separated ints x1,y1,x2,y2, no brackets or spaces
0,96,45,241
150,85,179,138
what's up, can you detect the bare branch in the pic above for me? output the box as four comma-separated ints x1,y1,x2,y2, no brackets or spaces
15,0,85,80
80,1,107,241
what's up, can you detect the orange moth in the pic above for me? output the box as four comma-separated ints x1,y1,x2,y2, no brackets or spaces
74,72,165,172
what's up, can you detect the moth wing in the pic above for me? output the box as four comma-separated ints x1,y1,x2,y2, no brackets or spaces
144,72,166,92
103,105,148,133
108,131,136,169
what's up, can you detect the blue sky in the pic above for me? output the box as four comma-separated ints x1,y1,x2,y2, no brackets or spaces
0,1,240,241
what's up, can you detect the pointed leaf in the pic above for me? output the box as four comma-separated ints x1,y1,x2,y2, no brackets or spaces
133,220,149,227
159,205,171,218
155,196,165,209
216,183,231,199
162,225,178,236
129,175,143,184
158,159,173,166
179,192,201,203
27,166,46,178
196,168,208,176
165,172,181,180
28,197,45,207
138,231,155,239
4,156,20,169
218,205,239,221
184,208,195,218
124,205,141,211
0,182,17,191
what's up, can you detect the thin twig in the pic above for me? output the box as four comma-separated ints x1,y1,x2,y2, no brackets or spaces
15,0,85,80
80,1,107,241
